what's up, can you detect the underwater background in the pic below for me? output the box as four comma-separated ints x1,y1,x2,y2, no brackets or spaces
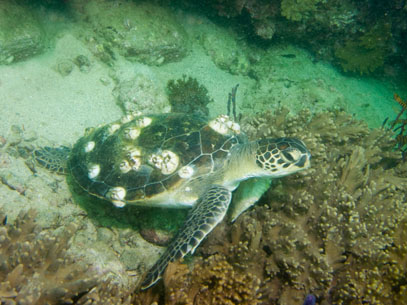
0,0,407,304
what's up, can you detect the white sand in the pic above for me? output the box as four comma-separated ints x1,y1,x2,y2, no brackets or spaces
0,33,122,145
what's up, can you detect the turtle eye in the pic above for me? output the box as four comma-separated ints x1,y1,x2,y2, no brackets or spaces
282,149,301,162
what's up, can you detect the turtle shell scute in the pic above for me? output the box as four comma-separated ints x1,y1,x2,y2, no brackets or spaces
68,113,245,205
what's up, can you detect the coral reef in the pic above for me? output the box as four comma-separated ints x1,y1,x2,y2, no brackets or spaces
133,108,407,304
281,0,323,22
0,208,135,305
0,209,96,304
134,256,262,305
334,20,392,74
174,0,406,76
167,75,213,118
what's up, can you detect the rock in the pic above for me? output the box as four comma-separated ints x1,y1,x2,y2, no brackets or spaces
7,125,23,146
113,74,169,114
0,2,45,64
56,59,74,76
74,54,91,73
99,77,110,86
199,23,251,76
97,227,115,243
83,0,188,65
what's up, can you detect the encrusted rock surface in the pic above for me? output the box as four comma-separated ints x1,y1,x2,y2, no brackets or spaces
81,0,189,66
113,73,169,115
0,2,45,64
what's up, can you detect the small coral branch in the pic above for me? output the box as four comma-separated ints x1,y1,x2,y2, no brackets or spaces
227,84,239,121
383,93,407,160
390,93,407,129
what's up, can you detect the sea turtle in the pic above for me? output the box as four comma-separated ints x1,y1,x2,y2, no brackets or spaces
33,112,311,289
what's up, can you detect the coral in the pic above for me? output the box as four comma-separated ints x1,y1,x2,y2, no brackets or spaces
0,209,96,304
167,75,213,118
152,255,262,305
192,254,261,304
240,108,407,303
0,208,134,305
386,93,407,160
134,107,407,304
281,0,323,22
334,20,392,74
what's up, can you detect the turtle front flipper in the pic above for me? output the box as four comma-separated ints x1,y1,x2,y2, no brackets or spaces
140,185,232,290
33,146,71,175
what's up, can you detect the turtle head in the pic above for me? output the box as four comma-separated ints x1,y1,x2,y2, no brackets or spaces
254,138,310,177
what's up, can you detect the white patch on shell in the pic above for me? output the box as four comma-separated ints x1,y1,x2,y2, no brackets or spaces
129,110,142,117
178,165,194,179
231,122,240,133
121,114,134,123
128,148,142,158
88,164,100,179
119,160,131,173
107,187,126,207
149,150,179,175
124,127,140,140
84,141,95,153
185,186,191,192
208,115,241,135
112,200,126,208
108,124,121,135
126,147,142,170
136,117,152,128
131,157,141,170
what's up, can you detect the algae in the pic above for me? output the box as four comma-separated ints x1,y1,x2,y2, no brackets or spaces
334,20,392,74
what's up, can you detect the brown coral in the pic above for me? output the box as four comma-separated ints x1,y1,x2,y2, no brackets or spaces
334,20,392,74
162,255,262,305
0,209,97,304
134,107,407,305
0,209,134,305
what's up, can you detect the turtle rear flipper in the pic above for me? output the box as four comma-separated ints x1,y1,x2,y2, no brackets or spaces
140,185,232,290
33,146,71,175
